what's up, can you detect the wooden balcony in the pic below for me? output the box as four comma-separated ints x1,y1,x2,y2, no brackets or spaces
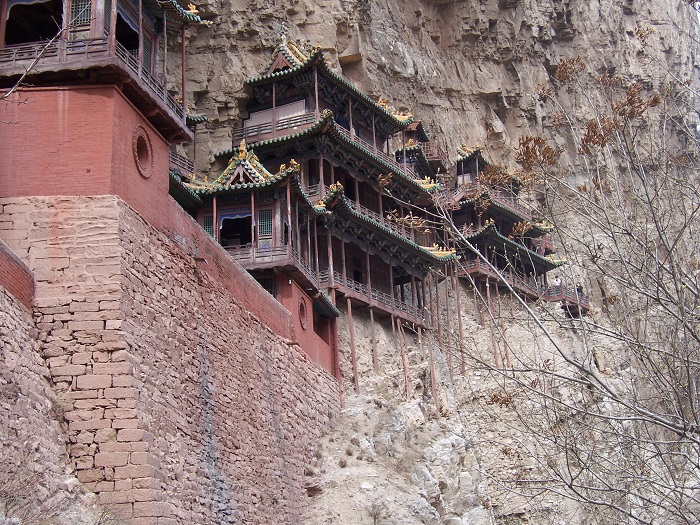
320,270,426,325
531,234,555,253
232,112,317,142
421,141,449,169
457,258,542,299
0,38,191,140
169,151,195,175
225,242,320,291
542,285,590,316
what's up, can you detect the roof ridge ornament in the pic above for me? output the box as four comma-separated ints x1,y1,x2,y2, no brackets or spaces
238,139,247,159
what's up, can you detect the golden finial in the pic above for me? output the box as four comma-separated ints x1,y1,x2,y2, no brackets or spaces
187,3,199,14
279,163,287,172
289,159,300,170
238,139,247,160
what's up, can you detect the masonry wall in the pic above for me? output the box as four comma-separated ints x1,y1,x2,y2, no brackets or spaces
0,256,74,518
0,195,339,524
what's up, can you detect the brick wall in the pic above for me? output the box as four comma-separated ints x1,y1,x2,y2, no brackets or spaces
0,195,339,524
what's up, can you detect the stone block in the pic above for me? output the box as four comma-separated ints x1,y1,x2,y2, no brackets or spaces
68,320,105,331
112,419,139,429
104,387,138,399
112,375,135,387
93,362,131,375
71,352,93,365
69,418,111,431
114,465,158,480
95,481,115,492
133,501,172,518
132,477,160,489
76,374,112,389
76,468,104,483
95,451,129,467
99,490,135,505
50,364,86,377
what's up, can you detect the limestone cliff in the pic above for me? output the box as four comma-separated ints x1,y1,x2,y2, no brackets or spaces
175,1,699,524
181,0,697,174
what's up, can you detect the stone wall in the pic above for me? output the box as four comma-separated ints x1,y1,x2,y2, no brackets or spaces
0,195,339,524
0,258,74,520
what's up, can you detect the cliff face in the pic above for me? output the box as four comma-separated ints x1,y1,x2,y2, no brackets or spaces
177,2,698,525
183,0,697,174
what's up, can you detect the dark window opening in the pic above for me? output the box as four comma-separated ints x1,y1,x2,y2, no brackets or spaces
220,216,252,247
115,12,139,56
256,277,276,298
4,0,63,46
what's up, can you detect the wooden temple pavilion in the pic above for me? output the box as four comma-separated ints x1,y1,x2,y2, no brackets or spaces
440,146,589,315
0,0,209,141
182,32,458,376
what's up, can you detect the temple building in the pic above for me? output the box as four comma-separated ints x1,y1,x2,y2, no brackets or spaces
178,33,459,380
440,146,589,316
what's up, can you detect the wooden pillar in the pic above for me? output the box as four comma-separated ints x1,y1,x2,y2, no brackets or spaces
272,81,277,133
313,217,319,275
348,97,353,134
398,319,409,399
486,279,499,367
452,262,465,375
0,0,7,49
372,112,376,150
162,10,167,81
389,264,396,336
212,195,218,243
295,199,301,256
286,179,292,254
427,333,439,407
354,177,360,207
180,24,185,110
314,64,319,116
347,298,359,393
319,155,325,198
370,307,378,372
341,240,347,281
109,0,118,55
422,278,429,327
366,250,372,299
443,265,453,380
327,231,334,286
250,192,256,263
137,0,143,74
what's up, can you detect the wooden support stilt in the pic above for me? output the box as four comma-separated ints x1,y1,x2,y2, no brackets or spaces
435,272,443,351
398,318,409,399
486,279,499,368
347,298,359,393
425,327,438,407
370,307,378,372
443,265,453,380
452,262,465,375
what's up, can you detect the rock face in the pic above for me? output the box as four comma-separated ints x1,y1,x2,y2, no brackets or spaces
182,0,697,175
176,1,698,524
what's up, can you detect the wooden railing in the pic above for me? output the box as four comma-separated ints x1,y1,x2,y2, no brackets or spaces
531,234,555,252
0,38,185,122
344,199,415,241
169,151,194,174
543,285,590,309
225,242,320,288
422,141,449,166
458,259,540,296
335,125,419,181
232,112,317,141
320,270,424,321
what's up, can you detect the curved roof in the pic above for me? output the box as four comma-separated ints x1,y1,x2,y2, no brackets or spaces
459,221,561,272
246,36,413,131
320,183,457,265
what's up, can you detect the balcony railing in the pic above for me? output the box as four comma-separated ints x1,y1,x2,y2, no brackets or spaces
345,199,415,241
335,125,420,181
458,259,541,297
320,270,425,322
531,234,555,253
0,38,184,122
421,142,449,167
225,242,319,289
543,284,590,310
169,151,195,174
232,112,317,142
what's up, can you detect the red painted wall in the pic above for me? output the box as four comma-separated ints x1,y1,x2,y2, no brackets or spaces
277,276,335,374
0,240,34,310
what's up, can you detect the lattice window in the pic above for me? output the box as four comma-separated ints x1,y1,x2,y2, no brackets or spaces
256,277,276,297
258,209,273,238
143,36,152,74
203,215,214,237
71,0,92,25
104,0,111,33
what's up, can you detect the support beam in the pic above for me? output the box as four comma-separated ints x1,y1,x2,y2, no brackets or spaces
347,298,359,393
370,307,378,372
443,265,453,380
180,24,185,110
452,262,465,375
398,319,409,399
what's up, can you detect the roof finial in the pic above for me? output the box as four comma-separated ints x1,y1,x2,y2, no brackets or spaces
238,139,247,160
279,23,288,45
